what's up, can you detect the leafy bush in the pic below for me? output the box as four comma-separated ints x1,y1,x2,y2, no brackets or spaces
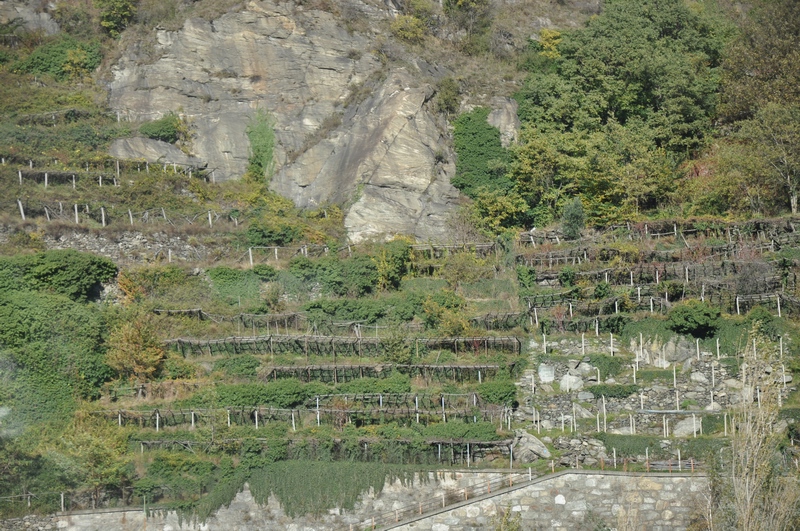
139,113,183,143
0,250,116,302
436,77,460,115
515,265,537,289
95,0,136,37
391,15,426,43
200,380,328,408
247,221,301,247
451,107,512,199
561,197,585,239
668,300,720,338
745,305,779,339
214,356,261,378
477,380,518,405
373,239,411,291
14,36,102,79
252,264,278,282
586,384,639,399
0,290,109,421
423,420,500,441
250,462,418,518
678,437,726,460
558,266,576,287
246,109,276,179
117,265,189,302
289,255,379,297
207,267,261,304
588,354,625,379
598,314,631,334
593,281,611,300
336,373,411,394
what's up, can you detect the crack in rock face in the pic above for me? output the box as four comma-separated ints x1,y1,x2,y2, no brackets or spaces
107,0,461,242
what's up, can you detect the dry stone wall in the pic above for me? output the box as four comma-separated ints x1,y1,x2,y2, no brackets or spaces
2,471,705,531
391,471,706,531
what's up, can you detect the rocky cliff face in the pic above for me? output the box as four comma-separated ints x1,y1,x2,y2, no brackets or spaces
106,0,462,242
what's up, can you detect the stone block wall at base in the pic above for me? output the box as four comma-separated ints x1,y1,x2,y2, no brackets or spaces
390,471,706,531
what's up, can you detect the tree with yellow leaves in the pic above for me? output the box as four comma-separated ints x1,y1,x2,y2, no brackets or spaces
104,312,165,385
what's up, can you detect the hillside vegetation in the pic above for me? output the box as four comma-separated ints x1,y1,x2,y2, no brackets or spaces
1,0,800,528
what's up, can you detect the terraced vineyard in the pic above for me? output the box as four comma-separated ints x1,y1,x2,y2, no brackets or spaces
3,207,798,524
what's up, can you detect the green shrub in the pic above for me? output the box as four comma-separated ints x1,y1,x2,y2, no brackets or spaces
289,256,378,297
477,380,518,405
247,221,301,247
668,300,720,338
252,264,278,282
0,250,116,302
436,77,460,115
139,113,183,143
636,369,672,383
95,0,136,37
203,380,327,408
214,356,261,378
336,373,411,394
391,15,426,43
208,267,261,304
745,305,779,339
515,266,537,289
250,462,418,518
14,36,102,79
423,420,500,441
598,314,631,334
451,107,512,199
561,197,585,239
586,384,639,399
594,281,611,300
678,437,726,460
246,109,276,179
588,354,625,379
558,266,576,287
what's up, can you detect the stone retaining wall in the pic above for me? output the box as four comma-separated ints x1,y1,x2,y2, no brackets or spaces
5,471,705,531
390,470,706,531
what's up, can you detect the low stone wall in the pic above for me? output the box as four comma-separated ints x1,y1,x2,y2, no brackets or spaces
3,470,705,531
390,470,706,531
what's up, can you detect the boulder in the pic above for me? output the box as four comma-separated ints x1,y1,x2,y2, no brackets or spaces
724,378,743,389
512,430,551,462
560,374,584,393
538,364,555,384
690,372,708,384
672,417,701,437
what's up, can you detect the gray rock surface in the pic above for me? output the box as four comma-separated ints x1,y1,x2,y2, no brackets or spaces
106,0,463,242
0,1,59,35
109,137,206,167
512,429,551,461
672,417,701,438
486,97,520,148
538,363,555,384
559,374,583,392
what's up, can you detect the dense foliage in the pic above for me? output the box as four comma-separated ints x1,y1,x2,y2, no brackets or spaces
0,250,116,302
668,300,721,338
14,35,102,79
139,113,184,144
